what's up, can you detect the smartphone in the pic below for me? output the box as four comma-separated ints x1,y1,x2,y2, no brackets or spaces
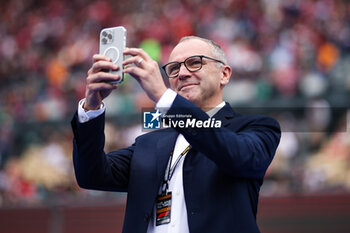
99,26,126,84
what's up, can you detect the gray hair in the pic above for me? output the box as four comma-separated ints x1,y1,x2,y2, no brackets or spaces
179,36,227,65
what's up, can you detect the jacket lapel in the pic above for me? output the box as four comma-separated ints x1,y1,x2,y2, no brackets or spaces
155,129,179,182
212,102,237,127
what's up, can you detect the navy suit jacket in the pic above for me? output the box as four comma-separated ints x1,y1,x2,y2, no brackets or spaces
71,94,281,233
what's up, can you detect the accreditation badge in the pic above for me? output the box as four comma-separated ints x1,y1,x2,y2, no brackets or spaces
156,192,172,226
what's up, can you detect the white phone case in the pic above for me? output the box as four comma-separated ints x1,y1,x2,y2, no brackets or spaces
99,26,126,84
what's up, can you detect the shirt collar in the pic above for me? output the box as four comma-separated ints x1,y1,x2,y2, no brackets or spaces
206,101,225,118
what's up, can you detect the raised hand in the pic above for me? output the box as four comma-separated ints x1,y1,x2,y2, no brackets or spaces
123,48,167,103
84,54,121,110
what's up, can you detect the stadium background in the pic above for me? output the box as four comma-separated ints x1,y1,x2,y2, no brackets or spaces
0,0,350,232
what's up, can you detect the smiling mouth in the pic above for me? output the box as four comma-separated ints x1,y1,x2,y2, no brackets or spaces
178,83,198,91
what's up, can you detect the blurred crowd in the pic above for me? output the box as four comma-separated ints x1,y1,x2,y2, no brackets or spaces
1,0,350,205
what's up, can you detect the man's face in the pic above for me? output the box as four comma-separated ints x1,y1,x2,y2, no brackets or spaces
167,39,229,109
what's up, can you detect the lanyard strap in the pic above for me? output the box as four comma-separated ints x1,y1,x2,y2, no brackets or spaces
162,145,191,194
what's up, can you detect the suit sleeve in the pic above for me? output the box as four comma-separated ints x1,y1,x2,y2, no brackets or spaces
71,112,133,192
166,95,281,180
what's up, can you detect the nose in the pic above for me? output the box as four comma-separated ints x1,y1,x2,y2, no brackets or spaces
177,63,191,80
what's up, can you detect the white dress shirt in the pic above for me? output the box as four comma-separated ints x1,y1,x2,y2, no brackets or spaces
77,89,225,233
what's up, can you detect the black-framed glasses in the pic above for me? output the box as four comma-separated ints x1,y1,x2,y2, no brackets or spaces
162,55,225,78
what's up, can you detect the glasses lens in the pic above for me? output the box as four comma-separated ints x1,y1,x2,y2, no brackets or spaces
165,63,180,78
185,56,202,71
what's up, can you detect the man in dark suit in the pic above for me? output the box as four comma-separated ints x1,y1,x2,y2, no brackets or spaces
71,36,280,233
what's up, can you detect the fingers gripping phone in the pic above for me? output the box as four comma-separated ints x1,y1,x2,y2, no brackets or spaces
99,26,126,84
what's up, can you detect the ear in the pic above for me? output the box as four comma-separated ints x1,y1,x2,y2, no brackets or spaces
220,65,232,87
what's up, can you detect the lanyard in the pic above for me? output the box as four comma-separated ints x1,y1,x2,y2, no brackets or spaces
161,145,191,194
